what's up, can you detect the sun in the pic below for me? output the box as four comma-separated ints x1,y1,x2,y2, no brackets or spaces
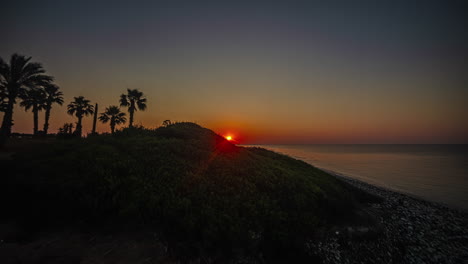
226,135,233,141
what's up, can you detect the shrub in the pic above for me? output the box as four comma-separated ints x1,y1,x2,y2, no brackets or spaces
1,123,374,261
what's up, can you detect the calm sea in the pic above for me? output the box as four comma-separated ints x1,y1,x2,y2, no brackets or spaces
246,144,468,211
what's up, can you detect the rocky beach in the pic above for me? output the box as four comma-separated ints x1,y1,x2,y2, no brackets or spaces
314,170,468,264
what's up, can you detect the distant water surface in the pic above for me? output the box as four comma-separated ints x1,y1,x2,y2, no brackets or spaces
246,144,468,211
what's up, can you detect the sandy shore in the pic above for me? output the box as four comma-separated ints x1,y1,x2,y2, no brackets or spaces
316,169,468,264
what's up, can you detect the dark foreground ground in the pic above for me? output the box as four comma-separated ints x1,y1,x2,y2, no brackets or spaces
1,172,467,264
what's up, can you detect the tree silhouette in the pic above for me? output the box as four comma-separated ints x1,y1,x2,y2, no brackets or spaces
20,87,46,135
67,96,94,137
119,89,147,128
57,123,74,138
42,83,63,134
0,54,53,144
99,105,126,134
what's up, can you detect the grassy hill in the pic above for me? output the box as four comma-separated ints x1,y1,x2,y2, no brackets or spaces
1,123,378,262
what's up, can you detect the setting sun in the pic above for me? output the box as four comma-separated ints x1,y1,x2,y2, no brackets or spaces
226,136,232,141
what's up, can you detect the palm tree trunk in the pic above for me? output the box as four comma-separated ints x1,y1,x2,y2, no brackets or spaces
75,117,83,137
43,105,51,134
0,97,15,146
92,103,98,134
129,110,134,128
111,121,115,134
33,105,39,135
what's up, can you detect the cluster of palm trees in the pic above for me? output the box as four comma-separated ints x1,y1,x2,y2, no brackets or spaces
0,53,147,145
67,89,147,136
0,54,56,145
19,83,64,135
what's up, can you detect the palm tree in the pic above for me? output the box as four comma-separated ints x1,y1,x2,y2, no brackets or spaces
99,106,126,134
20,87,46,135
42,83,64,134
119,89,147,128
67,96,94,137
0,54,53,144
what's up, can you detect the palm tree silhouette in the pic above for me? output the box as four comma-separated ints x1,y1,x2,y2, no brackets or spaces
20,88,46,135
67,96,94,137
0,54,53,144
43,83,63,134
119,89,147,128
99,106,126,134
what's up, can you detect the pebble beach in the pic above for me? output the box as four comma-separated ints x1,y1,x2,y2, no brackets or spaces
316,171,468,264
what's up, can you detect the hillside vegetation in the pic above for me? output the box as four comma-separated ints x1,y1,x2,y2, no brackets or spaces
1,123,377,261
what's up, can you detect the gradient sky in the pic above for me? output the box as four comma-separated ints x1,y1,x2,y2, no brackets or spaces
1,0,467,144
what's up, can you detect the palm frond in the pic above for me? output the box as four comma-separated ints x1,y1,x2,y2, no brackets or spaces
0,57,8,80
20,87,47,112
10,54,31,82
44,83,64,106
137,98,147,111
98,113,110,123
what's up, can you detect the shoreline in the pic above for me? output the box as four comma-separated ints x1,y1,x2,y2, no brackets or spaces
317,167,468,263
320,167,468,214
246,144,468,213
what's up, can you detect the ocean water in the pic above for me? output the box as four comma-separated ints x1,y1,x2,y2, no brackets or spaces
246,144,468,211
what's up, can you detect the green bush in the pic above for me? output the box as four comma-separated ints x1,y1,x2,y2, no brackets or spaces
1,123,375,261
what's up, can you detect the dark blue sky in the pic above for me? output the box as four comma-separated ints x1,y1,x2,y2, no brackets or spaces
2,0,467,143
